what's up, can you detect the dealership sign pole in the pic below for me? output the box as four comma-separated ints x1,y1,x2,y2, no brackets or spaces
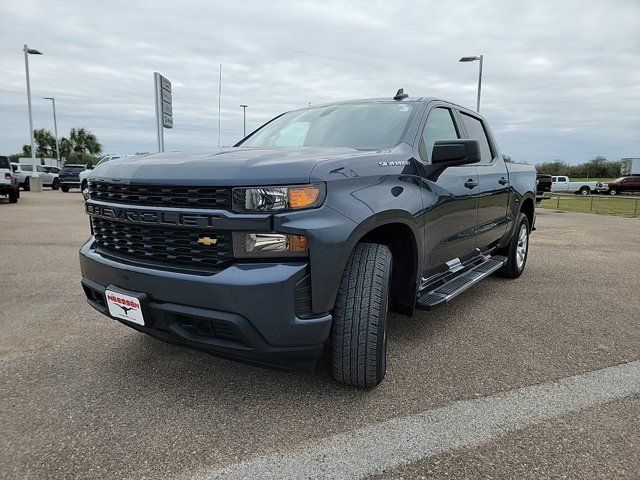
154,72,173,152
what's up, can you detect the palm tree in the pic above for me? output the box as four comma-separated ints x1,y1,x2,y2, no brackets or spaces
69,128,102,160
58,137,72,160
33,128,56,157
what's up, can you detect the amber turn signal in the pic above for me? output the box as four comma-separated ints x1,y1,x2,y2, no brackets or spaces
288,185,321,209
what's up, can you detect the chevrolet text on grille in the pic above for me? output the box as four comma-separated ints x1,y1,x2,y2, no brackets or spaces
85,203,221,228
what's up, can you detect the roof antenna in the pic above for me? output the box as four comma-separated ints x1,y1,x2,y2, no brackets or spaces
394,88,409,100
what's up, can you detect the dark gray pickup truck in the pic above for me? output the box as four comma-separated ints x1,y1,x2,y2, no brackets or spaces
80,92,536,387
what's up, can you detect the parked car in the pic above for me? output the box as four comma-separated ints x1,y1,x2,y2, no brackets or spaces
0,156,20,203
79,92,536,388
79,155,136,192
550,176,598,195
44,166,61,175
11,163,60,190
596,176,640,195
58,164,89,192
536,174,552,203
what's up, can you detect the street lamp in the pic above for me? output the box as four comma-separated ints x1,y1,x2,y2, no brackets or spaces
44,97,60,167
459,55,483,112
240,104,248,138
24,44,42,185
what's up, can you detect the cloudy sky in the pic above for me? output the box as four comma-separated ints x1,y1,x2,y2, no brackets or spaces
1,0,639,163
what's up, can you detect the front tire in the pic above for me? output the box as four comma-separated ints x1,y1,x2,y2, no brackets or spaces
609,188,618,196
497,213,530,279
51,178,60,190
331,243,392,388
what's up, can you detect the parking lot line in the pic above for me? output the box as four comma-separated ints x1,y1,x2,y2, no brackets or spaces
195,360,640,480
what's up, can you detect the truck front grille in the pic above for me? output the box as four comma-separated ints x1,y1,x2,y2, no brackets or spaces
91,217,233,269
88,182,230,209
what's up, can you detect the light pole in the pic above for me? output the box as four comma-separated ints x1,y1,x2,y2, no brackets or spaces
240,104,248,138
24,44,43,183
459,55,483,112
44,97,60,167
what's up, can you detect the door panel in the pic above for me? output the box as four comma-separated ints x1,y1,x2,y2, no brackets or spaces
421,166,479,273
475,160,509,250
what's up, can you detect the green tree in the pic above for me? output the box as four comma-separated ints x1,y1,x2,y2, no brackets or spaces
69,128,102,161
33,128,56,157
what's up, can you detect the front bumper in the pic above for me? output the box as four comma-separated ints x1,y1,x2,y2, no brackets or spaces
80,240,332,371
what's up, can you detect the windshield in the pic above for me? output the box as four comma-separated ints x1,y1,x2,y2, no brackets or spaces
239,102,418,150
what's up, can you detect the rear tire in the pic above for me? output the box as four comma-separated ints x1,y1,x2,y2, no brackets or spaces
24,177,30,191
497,213,530,279
579,187,590,196
51,178,60,190
60,185,69,192
9,188,18,203
331,243,392,388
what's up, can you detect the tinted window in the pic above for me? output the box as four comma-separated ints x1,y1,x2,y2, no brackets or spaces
62,166,85,173
557,177,566,182
240,102,418,150
21,164,33,172
0,156,9,169
421,108,459,161
461,113,493,163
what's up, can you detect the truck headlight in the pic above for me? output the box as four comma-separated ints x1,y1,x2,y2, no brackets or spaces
233,233,308,258
232,183,325,212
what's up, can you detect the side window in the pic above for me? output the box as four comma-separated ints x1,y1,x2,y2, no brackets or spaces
558,177,566,183
420,108,459,162
460,113,493,163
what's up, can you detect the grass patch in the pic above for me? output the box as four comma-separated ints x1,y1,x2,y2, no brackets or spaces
540,195,639,217
569,178,615,182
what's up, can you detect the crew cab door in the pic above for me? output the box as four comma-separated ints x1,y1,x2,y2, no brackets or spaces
458,111,509,251
416,104,479,275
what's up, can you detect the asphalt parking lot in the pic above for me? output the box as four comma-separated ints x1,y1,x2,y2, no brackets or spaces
1,191,639,479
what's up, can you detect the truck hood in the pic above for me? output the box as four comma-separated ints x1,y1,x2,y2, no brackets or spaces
88,147,374,186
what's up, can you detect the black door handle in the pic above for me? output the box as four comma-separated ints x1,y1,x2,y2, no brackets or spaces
498,177,509,185
464,179,478,189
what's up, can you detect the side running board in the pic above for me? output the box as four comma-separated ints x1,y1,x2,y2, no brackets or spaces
416,255,507,311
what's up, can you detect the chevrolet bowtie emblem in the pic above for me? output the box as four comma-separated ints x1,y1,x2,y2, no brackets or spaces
197,236,217,246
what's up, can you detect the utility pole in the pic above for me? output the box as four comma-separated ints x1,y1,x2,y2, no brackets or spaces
218,64,222,148
24,44,43,188
240,104,248,137
459,54,484,112
44,97,60,166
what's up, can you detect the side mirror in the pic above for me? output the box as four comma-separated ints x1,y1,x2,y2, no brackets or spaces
431,140,481,167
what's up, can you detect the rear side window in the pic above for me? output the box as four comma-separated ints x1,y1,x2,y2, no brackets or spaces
460,113,493,163
21,164,33,172
0,156,9,169
420,108,459,162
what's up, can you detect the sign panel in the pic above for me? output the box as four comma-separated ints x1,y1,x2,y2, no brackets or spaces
162,113,173,128
162,101,173,116
161,77,171,92
161,89,172,103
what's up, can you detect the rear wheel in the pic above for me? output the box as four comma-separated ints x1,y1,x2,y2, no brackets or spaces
9,188,18,203
60,185,69,192
51,178,60,190
497,213,530,279
331,243,392,388
24,177,30,191
579,187,590,196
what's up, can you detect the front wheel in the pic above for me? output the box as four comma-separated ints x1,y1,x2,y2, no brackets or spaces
51,178,60,190
497,213,530,279
331,243,392,388
23,177,30,191
609,188,618,196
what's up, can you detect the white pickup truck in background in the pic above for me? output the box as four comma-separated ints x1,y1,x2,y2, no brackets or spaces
550,176,599,195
